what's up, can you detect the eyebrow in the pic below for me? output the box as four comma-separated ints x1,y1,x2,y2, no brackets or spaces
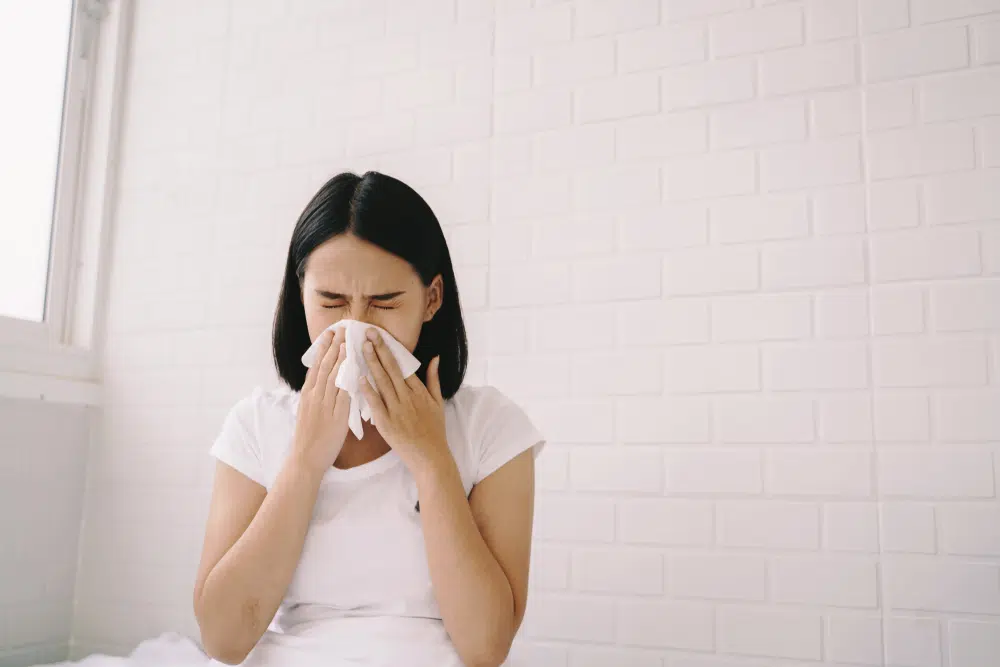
315,290,406,301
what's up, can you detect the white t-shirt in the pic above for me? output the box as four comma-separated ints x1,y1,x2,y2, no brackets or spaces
208,383,545,666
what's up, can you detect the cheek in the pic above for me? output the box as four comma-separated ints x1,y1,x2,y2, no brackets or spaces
376,309,424,352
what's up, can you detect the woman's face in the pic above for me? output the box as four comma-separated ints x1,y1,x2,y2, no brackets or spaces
300,233,443,352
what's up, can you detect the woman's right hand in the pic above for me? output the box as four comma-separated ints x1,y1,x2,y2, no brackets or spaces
291,327,351,476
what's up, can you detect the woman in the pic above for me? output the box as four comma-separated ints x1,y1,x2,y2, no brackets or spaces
192,172,544,667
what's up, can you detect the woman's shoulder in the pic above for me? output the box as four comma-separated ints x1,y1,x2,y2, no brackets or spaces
447,383,526,424
221,383,299,440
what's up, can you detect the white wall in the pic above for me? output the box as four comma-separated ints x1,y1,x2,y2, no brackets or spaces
0,398,90,666
73,0,1000,664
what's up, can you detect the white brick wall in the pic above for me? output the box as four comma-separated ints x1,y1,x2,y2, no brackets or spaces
74,0,1000,664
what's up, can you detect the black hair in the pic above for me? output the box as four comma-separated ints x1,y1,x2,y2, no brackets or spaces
272,171,468,399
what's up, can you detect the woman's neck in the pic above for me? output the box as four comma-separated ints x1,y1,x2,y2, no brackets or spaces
333,428,392,470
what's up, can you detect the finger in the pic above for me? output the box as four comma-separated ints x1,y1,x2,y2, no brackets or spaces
366,329,408,398
427,356,444,404
363,337,399,405
315,328,345,401
324,342,347,407
359,375,388,428
303,329,335,392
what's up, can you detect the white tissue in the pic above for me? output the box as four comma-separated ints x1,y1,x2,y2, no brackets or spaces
300,319,422,439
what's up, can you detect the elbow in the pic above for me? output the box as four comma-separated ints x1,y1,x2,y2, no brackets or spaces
193,593,258,665
459,623,515,667
463,646,510,667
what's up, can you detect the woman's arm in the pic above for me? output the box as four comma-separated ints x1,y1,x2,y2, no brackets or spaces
412,449,536,667
193,455,325,664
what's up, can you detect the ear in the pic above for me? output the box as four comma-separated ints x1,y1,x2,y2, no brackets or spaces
424,275,444,322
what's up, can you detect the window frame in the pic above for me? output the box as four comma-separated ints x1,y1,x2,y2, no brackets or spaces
0,0,131,403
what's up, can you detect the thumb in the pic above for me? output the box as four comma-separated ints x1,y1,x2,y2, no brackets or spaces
428,356,444,404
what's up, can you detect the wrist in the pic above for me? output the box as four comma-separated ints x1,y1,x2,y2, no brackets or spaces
407,444,459,489
285,448,328,486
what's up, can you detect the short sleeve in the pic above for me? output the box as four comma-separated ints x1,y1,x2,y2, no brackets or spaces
473,387,546,485
209,394,267,488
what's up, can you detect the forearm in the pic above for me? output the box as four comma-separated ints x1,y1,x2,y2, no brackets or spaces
197,454,323,662
414,453,515,667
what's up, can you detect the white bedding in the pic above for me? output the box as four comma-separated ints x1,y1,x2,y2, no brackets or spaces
33,633,212,667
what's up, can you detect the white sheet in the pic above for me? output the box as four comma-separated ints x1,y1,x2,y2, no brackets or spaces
31,633,211,667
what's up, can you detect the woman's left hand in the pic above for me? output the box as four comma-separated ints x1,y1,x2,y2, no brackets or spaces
359,328,450,474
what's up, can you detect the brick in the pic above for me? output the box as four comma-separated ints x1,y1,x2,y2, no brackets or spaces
710,5,803,57
531,544,570,589
570,647,661,667
495,5,571,54
535,446,569,491
576,73,659,123
913,0,1000,22
939,505,1000,556
874,392,931,442
768,448,873,497
619,499,714,545
665,449,763,494
534,216,615,259
494,55,531,93
663,246,759,295
489,224,531,264
950,620,1000,667
467,309,529,355
826,615,884,665
819,394,873,443
533,39,615,86
763,238,866,289
884,616,943,667
618,24,706,72
817,288,869,339
762,138,862,191
932,282,1000,332
415,102,491,146
765,342,869,390
874,338,988,388
715,396,815,443
419,22,492,65
807,0,858,41
774,556,878,607
618,298,710,346
711,194,809,243
489,263,570,307
924,170,1000,224
571,350,662,396
617,112,707,160
664,345,760,393
936,390,1000,441
534,495,615,541
976,20,1000,64
761,41,857,96
487,354,570,399
865,25,969,82
379,148,452,187
495,89,571,135
668,553,769,601
712,294,812,341
812,89,862,137
986,225,1000,274
662,59,756,110
869,180,920,230
617,601,715,651
492,173,570,220
570,447,663,493
574,164,660,212
865,82,916,130
711,99,807,149
571,548,663,594
983,117,1000,167
868,124,976,180
718,607,822,660
882,503,937,553
664,151,757,200
534,125,614,173
884,556,1000,614
525,397,614,441
386,0,454,34
489,136,530,177
575,0,659,37
508,643,566,667
346,113,414,156
664,0,752,21
879,448,995,498
456,266,488,308
814,186,866,236
825,503,880,552
451,60,491,102
349,35,418,77
620,204,709,250
922,70,1000,121
616,397,711,443
871,229,981,282
524,595,616,642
